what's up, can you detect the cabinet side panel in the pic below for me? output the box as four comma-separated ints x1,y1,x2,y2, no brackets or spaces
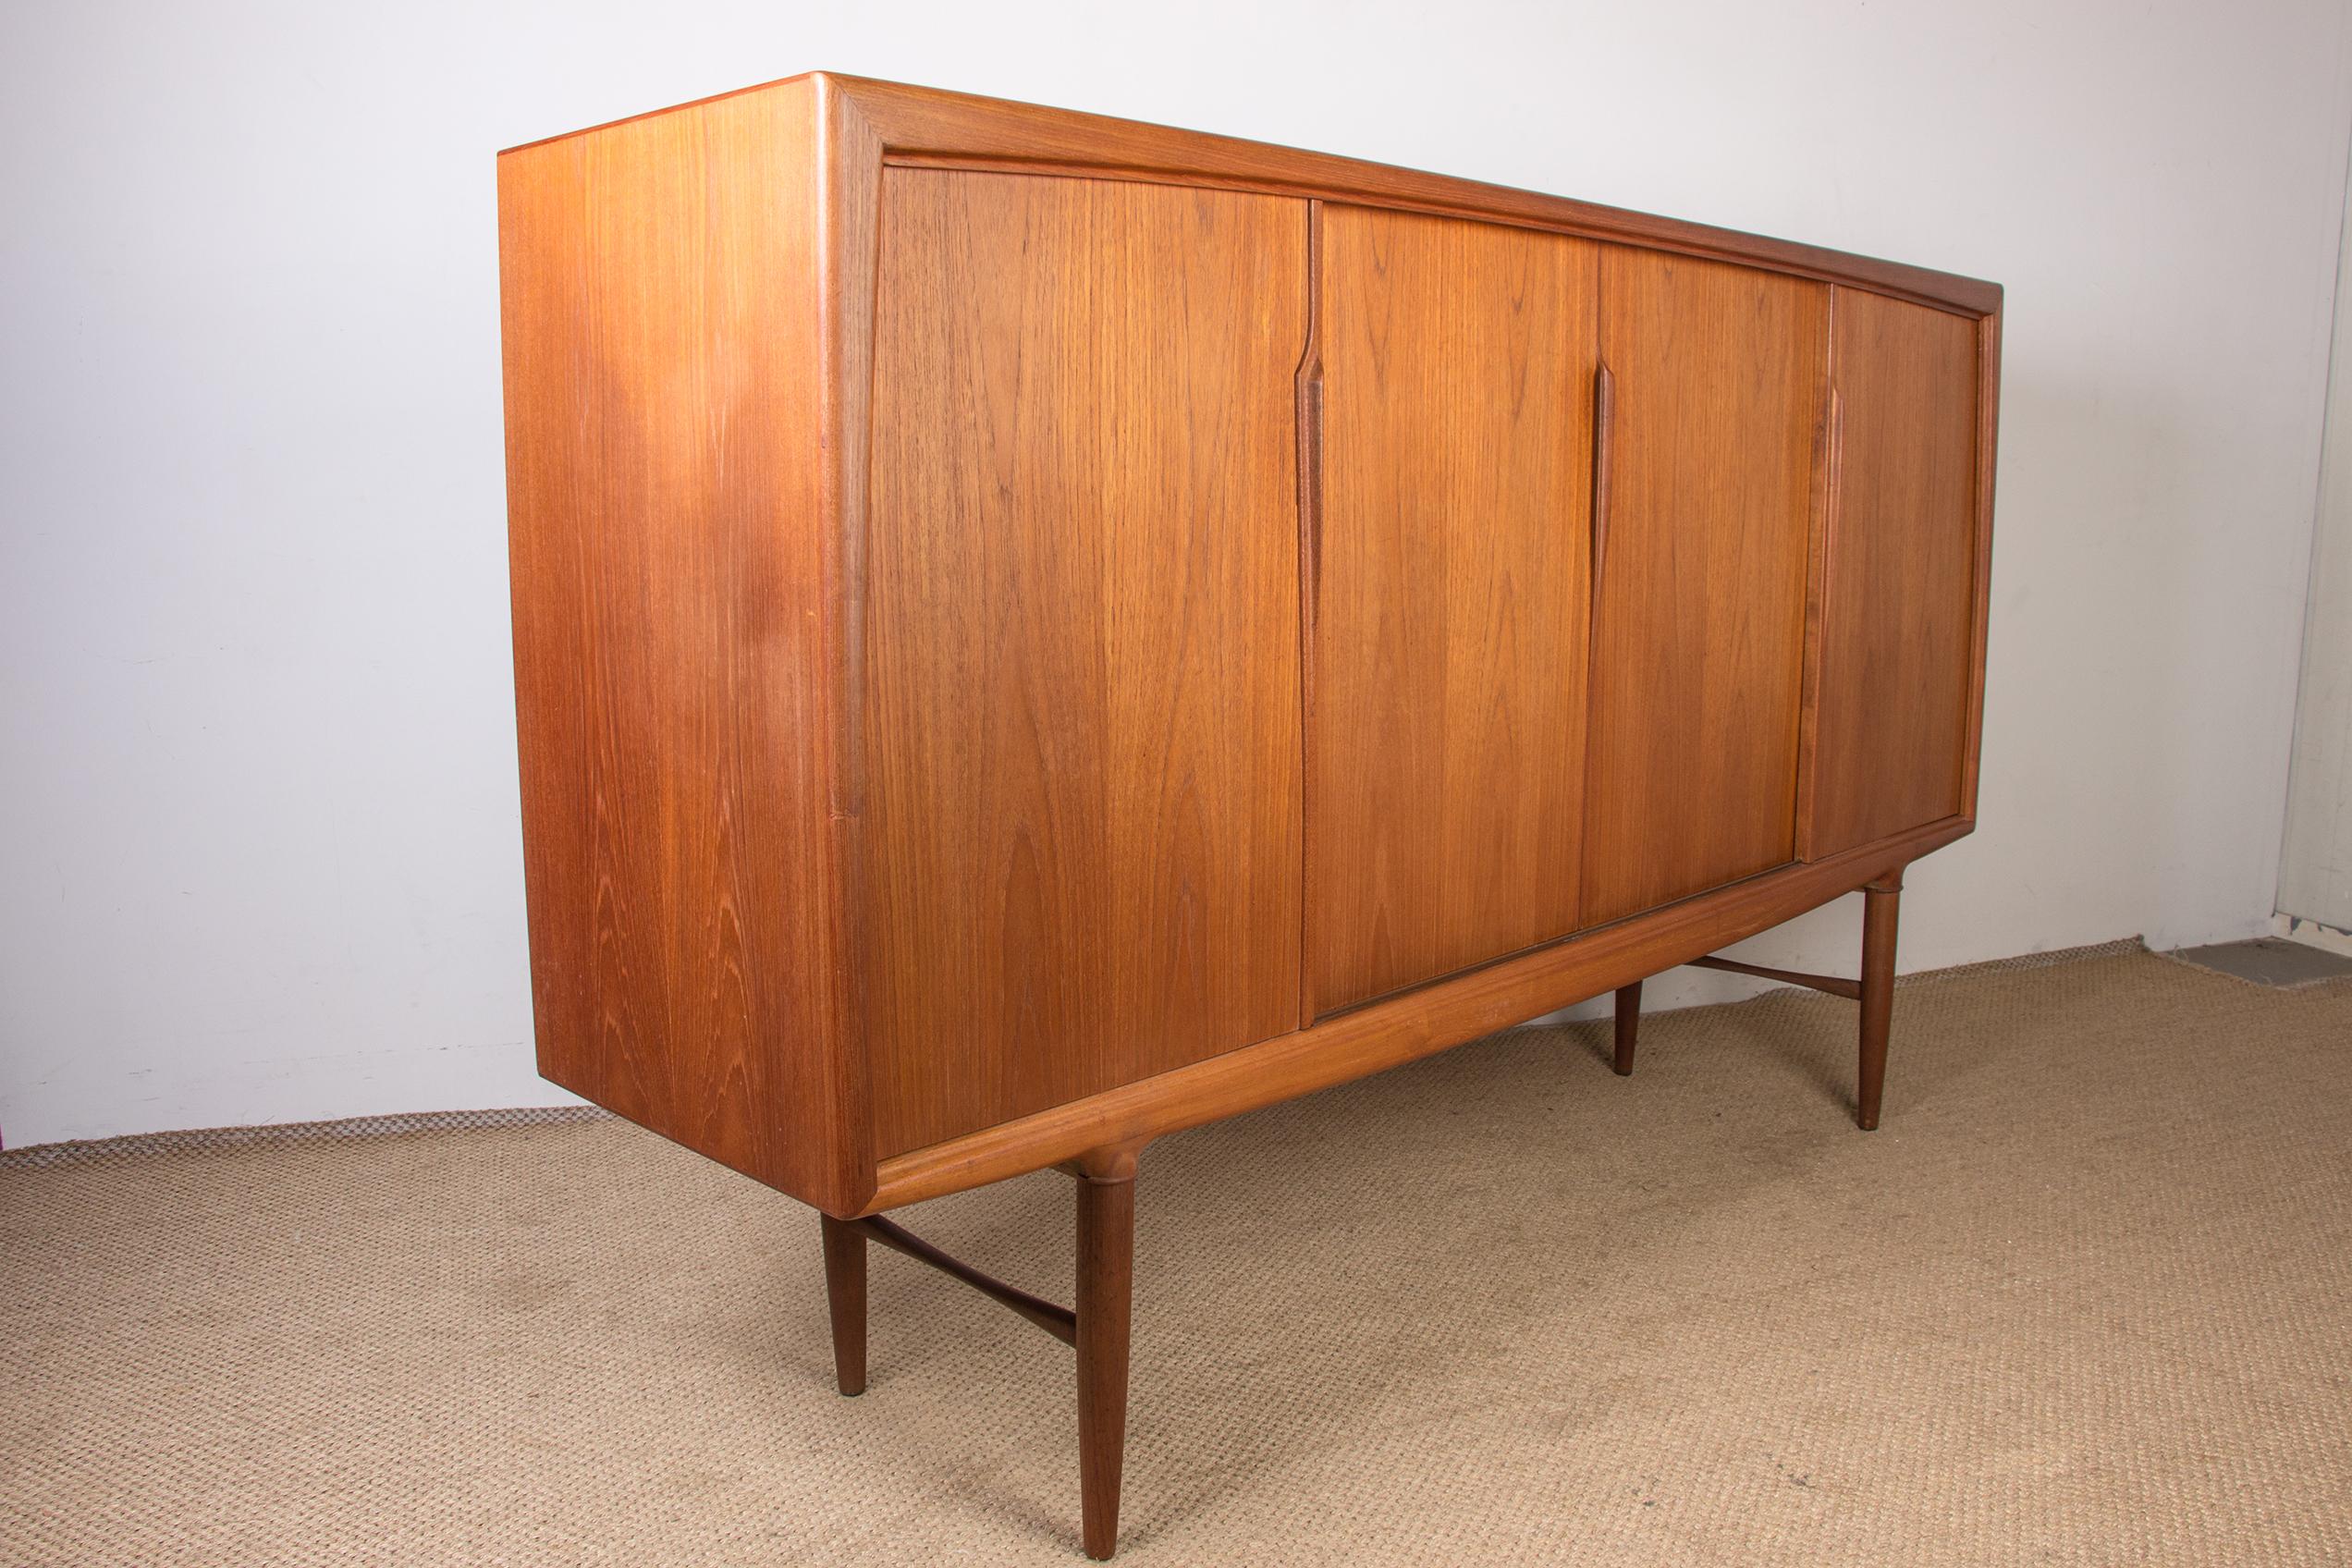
1803,288,1981,856
1311,206,1598,1011
1580,251,1824,925
863,168,1306,1158
496,81,856,1209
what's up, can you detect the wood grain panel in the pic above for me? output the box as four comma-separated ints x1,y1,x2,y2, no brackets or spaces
496,80,864,1213
1311,206,1598,1011
863,167,1307,1158
1803,288,1982,857
1580,250,1826,925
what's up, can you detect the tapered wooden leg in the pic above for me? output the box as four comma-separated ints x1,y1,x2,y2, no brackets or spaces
1074,1150,1138,1560
1856,874,1903,1131
1611,980,1643,1075
819,1213,867,1396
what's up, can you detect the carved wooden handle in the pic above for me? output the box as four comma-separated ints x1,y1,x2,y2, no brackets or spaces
1591,361,1616,606
1822,384,1846,594
1299,369,1326,624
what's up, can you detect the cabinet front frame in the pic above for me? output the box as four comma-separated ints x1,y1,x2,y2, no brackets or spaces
794,73,2001,1215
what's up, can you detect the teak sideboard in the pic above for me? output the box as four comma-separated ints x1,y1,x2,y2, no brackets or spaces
497,72,2000,1559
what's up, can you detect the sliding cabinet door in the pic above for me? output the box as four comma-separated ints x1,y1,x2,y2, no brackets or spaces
1310,205,1599,1013
1579,250,1826,925
1801,287,1983,858
862,169,1308,1156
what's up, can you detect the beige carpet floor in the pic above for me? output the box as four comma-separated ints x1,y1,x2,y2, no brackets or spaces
4,941,2350,1566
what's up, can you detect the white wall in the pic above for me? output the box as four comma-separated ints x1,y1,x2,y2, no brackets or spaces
5,0,2349,1147
2280,136,2352,938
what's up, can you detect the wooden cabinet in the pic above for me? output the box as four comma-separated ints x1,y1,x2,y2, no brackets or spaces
498,73,2001,1561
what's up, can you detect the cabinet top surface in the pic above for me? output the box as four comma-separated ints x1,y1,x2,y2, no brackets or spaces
500,71,2001,316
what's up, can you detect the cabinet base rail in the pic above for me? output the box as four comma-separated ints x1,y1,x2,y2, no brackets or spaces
1684,954,1863,999
835,1212,1078,1348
